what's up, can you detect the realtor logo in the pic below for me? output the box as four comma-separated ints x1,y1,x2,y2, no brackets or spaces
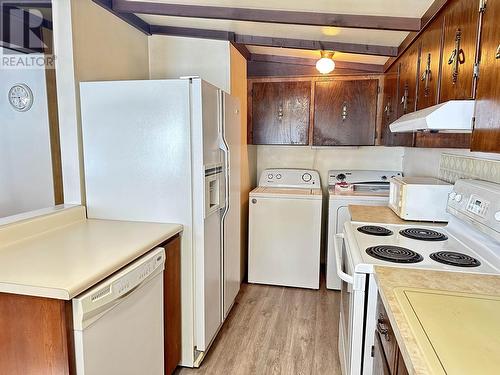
0,0,55,69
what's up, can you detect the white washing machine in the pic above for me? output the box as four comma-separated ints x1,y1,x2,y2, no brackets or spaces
248,169,322,289
326,170,402,290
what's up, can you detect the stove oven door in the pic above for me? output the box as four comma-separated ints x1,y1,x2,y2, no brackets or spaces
334,233,366,375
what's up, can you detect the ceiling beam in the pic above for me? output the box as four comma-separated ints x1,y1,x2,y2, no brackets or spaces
93,0,151,35
150,25,398,57
250,54,385,73
231,42,251,60
112,0,421,32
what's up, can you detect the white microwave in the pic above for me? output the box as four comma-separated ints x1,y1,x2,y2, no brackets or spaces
389,176,453,222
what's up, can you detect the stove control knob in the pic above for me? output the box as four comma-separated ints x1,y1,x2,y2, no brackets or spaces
449,192,457,200
381,175,388,180
336,173,346,181
454,194,462,202
302,173,312,182
495,211,500,222
276,174,282,179
268,173,273,180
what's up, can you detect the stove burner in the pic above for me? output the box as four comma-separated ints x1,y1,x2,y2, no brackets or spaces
399,228,448,241
357,225,393,236
430,251,481,267
366,246,423,264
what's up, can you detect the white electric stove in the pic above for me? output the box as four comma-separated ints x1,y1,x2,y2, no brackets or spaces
335,179,500,375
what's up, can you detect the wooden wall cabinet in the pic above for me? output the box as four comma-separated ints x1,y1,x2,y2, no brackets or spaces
397,43,420,116
250,81,311,145
381,65,414,147
439,0,480,102
313,79,378,146
417,15,445,110
471,0,500,152
372,294,409,375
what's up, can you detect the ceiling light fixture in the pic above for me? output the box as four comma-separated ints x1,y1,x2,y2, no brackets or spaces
316,51,335,74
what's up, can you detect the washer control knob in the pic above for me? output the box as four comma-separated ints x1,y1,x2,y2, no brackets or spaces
276,174,282,179
454,194,462,202
302,173,312,182
336,173,346,181
495,211,500,221
381,175,388,180
268,173,273,179
449,191,457,200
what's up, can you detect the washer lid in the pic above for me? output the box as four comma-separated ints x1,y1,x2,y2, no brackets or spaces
250,187,323,200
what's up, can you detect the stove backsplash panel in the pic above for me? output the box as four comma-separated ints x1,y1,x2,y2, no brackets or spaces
439,154,500,184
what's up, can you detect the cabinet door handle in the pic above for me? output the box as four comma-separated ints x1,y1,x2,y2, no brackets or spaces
421,53,432,97
384,101,392,120
341,101,348,121
496,44,500,59
278,104,284,120
448,29,464,84
377,317,390,341
401,85,409,113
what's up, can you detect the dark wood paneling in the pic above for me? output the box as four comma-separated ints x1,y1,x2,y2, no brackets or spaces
164,235,182,375
251,81,311,145
396,349,410,375
372,333,392,375
416,15,445,110
113,0,421,31
376,295,398,373
397,43,421,115
414,132,471,148
249,54,384,72
471,0,500,153
0,293,74,375
313,79,378,146
381,65,414,146
235,34,398,57
248,60,380,78
439,0,479,101
42,27,64,205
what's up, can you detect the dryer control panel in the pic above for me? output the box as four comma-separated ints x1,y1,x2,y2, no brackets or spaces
259,169,320,188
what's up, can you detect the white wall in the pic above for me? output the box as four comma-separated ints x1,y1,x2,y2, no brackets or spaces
403,147,500,177
149,35,231,92
0,56,54,217
257,146,405,191
53,0,150,205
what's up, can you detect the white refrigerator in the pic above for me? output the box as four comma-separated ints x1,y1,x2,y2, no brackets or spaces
80,78,241,368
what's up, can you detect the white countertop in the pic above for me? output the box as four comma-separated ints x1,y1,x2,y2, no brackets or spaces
0,206,182,300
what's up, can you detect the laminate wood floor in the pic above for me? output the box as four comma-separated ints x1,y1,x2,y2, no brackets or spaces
177,279,342,375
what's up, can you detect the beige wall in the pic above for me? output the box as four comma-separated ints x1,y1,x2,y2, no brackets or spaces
53,0,150,204
149,35,230,92
229,45,257,281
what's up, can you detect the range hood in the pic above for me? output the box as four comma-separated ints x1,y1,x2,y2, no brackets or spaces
390,100,474,133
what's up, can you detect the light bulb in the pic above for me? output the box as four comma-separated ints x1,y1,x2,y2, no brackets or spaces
316,51,335,74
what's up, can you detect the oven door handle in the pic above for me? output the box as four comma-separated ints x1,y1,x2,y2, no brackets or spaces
334,233,354,285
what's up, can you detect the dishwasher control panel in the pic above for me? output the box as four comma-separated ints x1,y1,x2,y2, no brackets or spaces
72,247,165,330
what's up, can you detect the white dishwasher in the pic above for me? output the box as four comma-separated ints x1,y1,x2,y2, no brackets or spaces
72,247,165,375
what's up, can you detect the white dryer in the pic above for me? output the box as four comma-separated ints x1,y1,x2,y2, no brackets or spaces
326,170,402,290
248,169,322,289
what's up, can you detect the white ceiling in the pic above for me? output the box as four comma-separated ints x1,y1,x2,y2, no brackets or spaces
132,0,437,66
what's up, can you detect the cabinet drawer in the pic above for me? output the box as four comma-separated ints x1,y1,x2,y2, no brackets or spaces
376,295,398,372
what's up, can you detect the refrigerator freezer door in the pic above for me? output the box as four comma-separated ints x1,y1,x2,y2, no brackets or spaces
222,93,241,318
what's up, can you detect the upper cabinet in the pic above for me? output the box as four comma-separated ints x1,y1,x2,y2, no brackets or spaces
417,15,445,110
471,0,500,152
439,0,480,101
381,65,414,147
313,79,378,146
250,81,311,145
397,43,420,116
